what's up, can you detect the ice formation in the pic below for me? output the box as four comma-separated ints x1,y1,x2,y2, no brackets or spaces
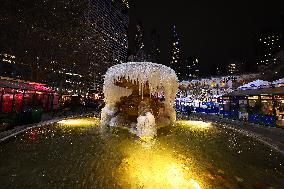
100,62,178,138
136,112,156,139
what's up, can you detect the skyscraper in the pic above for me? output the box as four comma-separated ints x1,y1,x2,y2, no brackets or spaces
170,25,181,79
149,29,161,63
0,0,129,93
182,56,200,80
281,15,284,49
87,0,129,90
128,21,151,62
48,0,129,92
227,61,242,75
88,0,129,65
49,0,129,92
0,53,29,79
256,30,282,73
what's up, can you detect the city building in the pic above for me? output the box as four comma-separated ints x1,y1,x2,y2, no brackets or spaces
88,0,129,65
188,56,200,79
0,53,30,79
256,30,282,73
181,56,200,80
170,25,182,79
57,0,130,93
216,67,222,75
127,21,152,62
0,0,129,94
281,14,284,49
227,61,243,75
149,29,161,63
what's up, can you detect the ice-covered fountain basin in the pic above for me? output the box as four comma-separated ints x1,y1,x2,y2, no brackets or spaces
103,62,178,105
100,62,179,138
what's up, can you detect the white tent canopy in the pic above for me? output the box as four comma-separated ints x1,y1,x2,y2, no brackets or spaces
238,79,270,90
272,78,284,85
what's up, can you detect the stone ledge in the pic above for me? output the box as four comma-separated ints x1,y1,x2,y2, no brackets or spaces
0,112,95,142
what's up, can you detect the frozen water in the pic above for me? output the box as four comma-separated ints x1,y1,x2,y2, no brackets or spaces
136,112,156,139
103,62,178,106
100,62,178,138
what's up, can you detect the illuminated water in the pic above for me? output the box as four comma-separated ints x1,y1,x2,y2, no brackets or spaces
0,117,284,188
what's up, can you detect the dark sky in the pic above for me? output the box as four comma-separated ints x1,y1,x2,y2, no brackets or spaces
128,0,284,76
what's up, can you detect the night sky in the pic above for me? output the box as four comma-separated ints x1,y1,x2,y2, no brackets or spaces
129,0,284,76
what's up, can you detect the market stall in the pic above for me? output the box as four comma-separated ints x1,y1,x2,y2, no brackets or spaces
219,96,231,118
0,77,59,127
274,95,284,126
223,87,284,127
247,95,261,123
238,97,248,121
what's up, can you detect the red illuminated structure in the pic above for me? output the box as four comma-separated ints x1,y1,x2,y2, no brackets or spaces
0,77,59,127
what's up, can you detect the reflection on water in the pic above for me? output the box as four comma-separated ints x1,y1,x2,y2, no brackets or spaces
0,118,284,189
175,120,213,131
117,143,201,189
57,117,100,128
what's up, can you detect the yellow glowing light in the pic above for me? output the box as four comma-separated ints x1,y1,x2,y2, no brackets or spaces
57,118,100,128
140,136,154,142
116,145,202,189
175,120,213,131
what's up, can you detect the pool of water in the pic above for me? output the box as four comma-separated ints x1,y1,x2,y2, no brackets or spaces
0,117,283,189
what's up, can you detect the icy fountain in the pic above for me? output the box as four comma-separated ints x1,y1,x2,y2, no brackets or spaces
100,62,178,139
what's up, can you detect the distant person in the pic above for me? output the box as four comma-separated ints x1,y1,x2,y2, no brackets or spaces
186,106,192,117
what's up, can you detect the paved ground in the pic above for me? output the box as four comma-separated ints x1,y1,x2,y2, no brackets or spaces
186,112,284,155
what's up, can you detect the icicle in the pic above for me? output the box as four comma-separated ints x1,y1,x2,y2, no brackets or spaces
102,62,179,124
139,81,141,96
141,82,144,99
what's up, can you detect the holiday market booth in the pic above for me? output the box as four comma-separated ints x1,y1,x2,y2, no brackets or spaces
237,79,270,90
0,77,59,130
221,87,284,127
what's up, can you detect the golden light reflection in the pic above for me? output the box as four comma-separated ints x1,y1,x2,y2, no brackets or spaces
57,117,100,128
176,120,213,131
140,136,154,142
116,145,202,189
